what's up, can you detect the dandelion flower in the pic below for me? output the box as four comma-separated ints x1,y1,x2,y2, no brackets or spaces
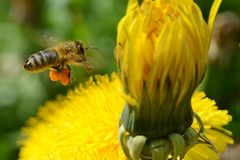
19,74,125,160
18,74,232,160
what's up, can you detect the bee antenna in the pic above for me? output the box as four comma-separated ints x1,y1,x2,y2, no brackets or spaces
86,46,102,54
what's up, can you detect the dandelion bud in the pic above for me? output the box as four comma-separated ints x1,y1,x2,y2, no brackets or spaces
116,0,221,138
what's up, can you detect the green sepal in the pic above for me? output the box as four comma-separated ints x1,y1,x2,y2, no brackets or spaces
169,133,185,160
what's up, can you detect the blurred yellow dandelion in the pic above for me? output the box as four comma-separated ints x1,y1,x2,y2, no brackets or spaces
19,74,232,160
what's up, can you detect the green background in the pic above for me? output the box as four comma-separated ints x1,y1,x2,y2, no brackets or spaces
0,0,239,159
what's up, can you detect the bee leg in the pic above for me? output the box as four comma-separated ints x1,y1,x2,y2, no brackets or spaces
51,64,62,72
74,57,92,73
66,64,71,81
66,64,71,71
82,60,93,73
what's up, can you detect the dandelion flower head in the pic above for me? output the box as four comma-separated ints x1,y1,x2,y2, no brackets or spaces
19,74,232,160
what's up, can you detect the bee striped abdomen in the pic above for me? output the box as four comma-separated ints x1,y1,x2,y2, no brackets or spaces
24,49,59,72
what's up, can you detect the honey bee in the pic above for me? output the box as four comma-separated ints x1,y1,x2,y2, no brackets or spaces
24,40,93,85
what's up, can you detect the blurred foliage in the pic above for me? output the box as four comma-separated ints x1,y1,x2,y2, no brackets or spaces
0,0,127,159
0,0,239,159
201,9,240,143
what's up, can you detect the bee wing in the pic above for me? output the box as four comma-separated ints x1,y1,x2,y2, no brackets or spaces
26,29,62,48
38,32,62,48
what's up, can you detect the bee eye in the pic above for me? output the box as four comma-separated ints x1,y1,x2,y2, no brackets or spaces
76,41,85,54
79,45,85,53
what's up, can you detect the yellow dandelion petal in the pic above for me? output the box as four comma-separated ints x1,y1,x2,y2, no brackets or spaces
191,92,232,129
126,0,138,13
185,144,218,160
19,74,232,160
208,0,222,33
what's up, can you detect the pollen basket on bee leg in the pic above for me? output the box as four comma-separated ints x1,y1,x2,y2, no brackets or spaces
49,70,61,81
59,68,71,85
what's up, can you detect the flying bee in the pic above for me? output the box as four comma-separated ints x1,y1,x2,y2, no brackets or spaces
24,40,93,85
